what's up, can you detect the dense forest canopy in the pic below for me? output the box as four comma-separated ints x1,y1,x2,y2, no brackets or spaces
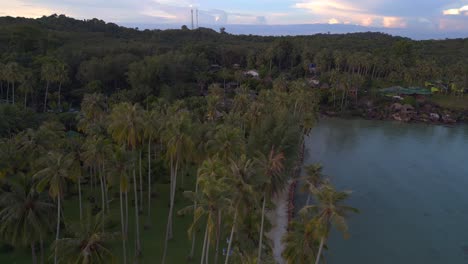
0,14,466,136
0,14,465,264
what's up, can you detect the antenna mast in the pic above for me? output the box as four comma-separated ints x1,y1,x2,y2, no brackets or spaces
191,9,194,30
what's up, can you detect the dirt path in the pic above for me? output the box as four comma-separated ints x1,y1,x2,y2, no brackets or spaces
266,182,290,264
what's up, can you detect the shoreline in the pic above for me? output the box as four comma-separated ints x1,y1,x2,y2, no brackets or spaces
267,142,304,263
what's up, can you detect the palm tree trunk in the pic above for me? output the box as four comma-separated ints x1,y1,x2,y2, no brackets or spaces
306,193,311,206
139,150,143,213
315,237,325,264
224,207,238,264
99,166,106,233
6,82,9,103
162,157,179,263
257,193,267,263
125,190,129,236
58,82,62,111
43,81,49,112
200,223,209,264
31,243,37,264
132,168,141,255
54,197,61,264
40,235,44,264
120,188,127,264
205,229,211,264
12,82,15,105
214,210,222,264
190,180,199,259
169,157,179,239
78,176,83,221
147,138,152,226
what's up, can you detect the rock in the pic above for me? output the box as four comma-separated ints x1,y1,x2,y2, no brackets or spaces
430,113,440,121
391,103,403,111
442,114,456,124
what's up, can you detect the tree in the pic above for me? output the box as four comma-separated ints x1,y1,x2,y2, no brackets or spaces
108,145,133,264
224,155,256,264
34,151,75,264
53,212,116,263
301,185,358,264
281,213,318,264
143,109,160,228
5,62,24,105
178,156,228,264
255,147,285,263
41,60,56,112
301,164,326,205
161,106,195,263
0,176,55,264
55,61,69,111
108,102,144,256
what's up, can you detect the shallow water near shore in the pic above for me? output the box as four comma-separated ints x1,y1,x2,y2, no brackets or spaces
296,118,468,264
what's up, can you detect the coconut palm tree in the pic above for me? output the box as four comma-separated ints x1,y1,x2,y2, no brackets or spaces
81,136,112,217
281,213,319,264
301,164,326,206
205,125,245,163
300,185,358,264
0,175,55,264
41,61,56,112
77,93,108,136
224,155,256,264
161,106,194,249
143,109,160,228
54,61,68,111
53,212,117,264
178,157,228,264
107,145,133,264
5,62,23,105
108,102,144,256
254,147,285,264
33,151,75,264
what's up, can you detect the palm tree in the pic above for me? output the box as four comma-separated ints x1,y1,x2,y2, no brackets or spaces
300,185,358,264
55,61,68,111
178,157,228,264
34,151,75,264
108,102,144,256
18,70,34,108
143,109,160,227
0,176,55,264
41,61,56,112
107,145,133,264
161,106,194,251
301,164,326,206
224,155,256,264
77,93,108,136
281,214,319,264
81,136,112,215
53,212,117,264
205,125,245,163
5,62,23,105
255,147,285,263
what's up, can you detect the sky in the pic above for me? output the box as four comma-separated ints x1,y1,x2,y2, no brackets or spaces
1,0,468,38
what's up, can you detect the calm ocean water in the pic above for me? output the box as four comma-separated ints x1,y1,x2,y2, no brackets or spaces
297,118,468,264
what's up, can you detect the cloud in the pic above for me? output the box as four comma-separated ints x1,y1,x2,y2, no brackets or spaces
383,16,407,28
328,18,340,24
443,5,468,15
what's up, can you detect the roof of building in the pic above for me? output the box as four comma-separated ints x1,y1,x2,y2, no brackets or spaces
379,86,432,95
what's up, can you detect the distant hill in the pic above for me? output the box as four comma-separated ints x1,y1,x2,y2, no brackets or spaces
122,23,468,40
